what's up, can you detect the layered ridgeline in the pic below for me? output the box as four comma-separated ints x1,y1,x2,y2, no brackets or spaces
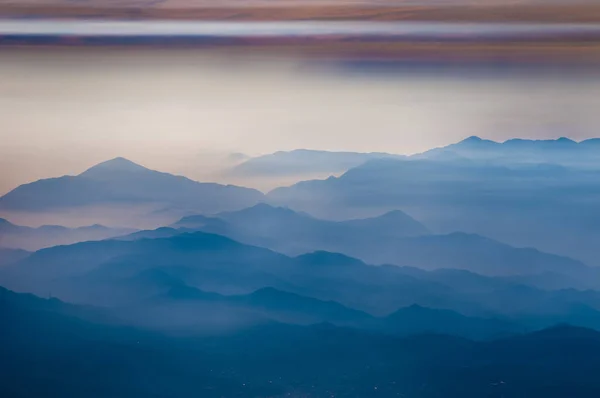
268,138,600,265
4,229,600,333
226,149,403,183
228,137,600,181
0,248,29,267
165,204,589,285
0,217,136,251
0,157,264,225
419,136,600,166
4,138,600,397
4,285,600,398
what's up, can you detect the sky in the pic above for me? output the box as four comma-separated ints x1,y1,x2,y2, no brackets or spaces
2,47,600,194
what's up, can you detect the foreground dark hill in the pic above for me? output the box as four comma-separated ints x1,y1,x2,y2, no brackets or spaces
3,286,600,398
0,217,136,251
146,284,520,338
135,284,375,332
0,157,263,214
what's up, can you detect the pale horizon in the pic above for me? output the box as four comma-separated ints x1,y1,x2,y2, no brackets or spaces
3,47,600,194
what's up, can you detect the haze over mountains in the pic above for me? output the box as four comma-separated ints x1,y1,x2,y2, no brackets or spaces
164,204,590,283
267,137,600,265
4,135,600,397
421,135,600,166
6,285,600,397
0,217,136,251
0,157,264,228
4,228,600,328
228,149,403,178
0,157,263,213
228,136,600,181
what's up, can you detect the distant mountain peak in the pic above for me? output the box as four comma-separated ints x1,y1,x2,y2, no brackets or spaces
0,217,20,231
250,202,299,215
503,137,578,145
85,224,107,229
556,137,577,144
220,203,304,220
457,136,498,145
342,209,430,236
79,157,149,177
250,202,280,211
173,214,217,226
376,209,418,220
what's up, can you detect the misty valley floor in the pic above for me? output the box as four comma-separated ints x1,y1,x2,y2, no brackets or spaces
4,286,600,398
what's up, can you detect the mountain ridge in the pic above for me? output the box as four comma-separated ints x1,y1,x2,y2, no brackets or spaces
0,157,264,214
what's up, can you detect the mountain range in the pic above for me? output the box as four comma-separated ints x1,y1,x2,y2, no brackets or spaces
171,203,429,255
0,248,29,267
267,142,600,265
4,285,600,398
228,149,402,178
4,137,600,396
0,157,263,215
0,217,136,251
225,137,600,182
420,136,600,167
164,204,590,283
4,228,600,325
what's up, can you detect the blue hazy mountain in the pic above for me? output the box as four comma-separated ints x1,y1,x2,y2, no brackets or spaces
356,232,588,277
419,136,600,167
268,156,600,265
114,226,188,241
171,203,428,251
165,204,586,282
213,203,428,252
146,284,374,330
166,204,431,259
0,248,29,267
5,138,600,398
6,231,289,281
217,203,428,235
228,149,404,177
237,286,371,324
0,217,136,251
379,304,521,339
0,231,405,313
5,230,600,326
227,137,600,183
4,285,600,398
1,270,518,337
0,157,264,213
111,283,524,339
